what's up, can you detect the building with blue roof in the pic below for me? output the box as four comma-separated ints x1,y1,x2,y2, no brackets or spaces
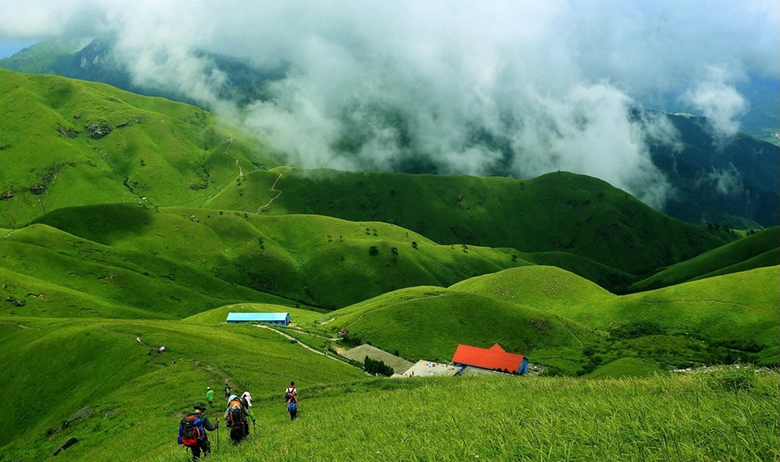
226,312,291,326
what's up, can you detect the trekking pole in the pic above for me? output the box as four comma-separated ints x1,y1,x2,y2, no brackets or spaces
217,424,220,453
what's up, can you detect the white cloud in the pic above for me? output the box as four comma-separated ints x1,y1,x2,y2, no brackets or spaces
682,66,748,140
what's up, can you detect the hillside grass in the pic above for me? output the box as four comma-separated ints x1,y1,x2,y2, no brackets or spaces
2,314,777,461
0,67,277,228
447,265,780,368
206,167,732,280
0,316,365,461
0,222,293,319
51,368,780,462
293,284,599,376
630,227,779,291
32,204,537,309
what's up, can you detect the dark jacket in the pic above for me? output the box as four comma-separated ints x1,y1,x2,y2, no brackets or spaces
193,410,218,431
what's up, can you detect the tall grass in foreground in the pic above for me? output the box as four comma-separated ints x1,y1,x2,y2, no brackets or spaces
142,368,778,462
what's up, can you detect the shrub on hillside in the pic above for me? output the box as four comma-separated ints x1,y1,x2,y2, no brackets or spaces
609,322,664,339
364,356,394,377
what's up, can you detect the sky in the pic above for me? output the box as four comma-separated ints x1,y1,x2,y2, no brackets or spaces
0,39,38,58
0,0,778,209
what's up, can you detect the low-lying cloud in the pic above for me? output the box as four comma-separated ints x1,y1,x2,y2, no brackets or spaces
2,0,778,209
683,66,749,140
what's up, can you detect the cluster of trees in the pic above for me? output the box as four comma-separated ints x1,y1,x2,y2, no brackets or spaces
364,356,394,376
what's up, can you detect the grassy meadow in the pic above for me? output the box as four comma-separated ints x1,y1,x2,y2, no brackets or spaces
1,68,778,460
1,315,777,462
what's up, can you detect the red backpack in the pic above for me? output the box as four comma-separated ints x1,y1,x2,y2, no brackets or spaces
179,414,205,447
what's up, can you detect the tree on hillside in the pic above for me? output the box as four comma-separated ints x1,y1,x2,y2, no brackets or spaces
364,356,394,376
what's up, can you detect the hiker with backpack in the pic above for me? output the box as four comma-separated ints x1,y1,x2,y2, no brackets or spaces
241,391,257,426
224,394,251,444
285,381,299,420
284,381,297,401
286,393,298,421
206,387,214,408
178,403,219,461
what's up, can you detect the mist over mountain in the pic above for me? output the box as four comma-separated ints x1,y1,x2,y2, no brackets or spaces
1,1,778,226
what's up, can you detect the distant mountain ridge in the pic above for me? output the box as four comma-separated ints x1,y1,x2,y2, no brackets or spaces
1,40,777,228
647,112,779,227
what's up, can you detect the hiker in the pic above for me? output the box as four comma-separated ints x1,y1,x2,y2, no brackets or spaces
178,403,219,461
136,337,141,344
224,394,251,444
284,381,297,401
206,387,214,407
224,384,231,399
241,391,257,426
286,393,298,421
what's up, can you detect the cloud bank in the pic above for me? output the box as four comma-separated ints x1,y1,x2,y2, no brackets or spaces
2,0,778,208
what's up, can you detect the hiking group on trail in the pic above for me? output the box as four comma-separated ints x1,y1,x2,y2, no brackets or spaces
178,382,299,460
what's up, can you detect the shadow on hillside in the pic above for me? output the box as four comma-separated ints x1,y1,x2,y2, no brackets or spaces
33,203,154,245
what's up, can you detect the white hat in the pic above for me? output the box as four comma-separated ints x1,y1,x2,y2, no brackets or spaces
207,387,211,390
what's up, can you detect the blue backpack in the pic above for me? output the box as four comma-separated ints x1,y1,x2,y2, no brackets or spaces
178,414,205,447
287,400,297,412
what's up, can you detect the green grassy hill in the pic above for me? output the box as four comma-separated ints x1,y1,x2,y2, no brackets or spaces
630,227,780,291
2,66,745,294
28,203,543,309
0,317,365,461
0,40,87,74
450,265,780,367
0,221,294,319
289,284,599,375
0,67,278,228
206,167,733,282
1,316,776,462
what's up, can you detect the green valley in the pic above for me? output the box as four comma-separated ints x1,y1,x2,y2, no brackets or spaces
0,67,777,461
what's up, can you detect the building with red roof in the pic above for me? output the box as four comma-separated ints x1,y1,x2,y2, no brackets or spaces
451,343,528,374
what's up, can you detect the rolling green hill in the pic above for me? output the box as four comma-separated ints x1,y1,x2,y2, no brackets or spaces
0,317,365,460
287,284,600,375
206,167,733,282
450,265,780,367
629,226,780,291
0,221,295,319
22,203,541,310
0,67,278,228
4,40,778,230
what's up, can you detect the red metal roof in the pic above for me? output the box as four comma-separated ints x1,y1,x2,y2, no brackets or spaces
452,343,524,373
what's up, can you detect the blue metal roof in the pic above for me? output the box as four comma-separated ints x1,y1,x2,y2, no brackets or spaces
226,312,289,322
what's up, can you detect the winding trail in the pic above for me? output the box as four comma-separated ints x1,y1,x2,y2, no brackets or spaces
256,172,283,213
223,134,243,180
344,292,453,329
95,325,240,387
256,324,368,374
